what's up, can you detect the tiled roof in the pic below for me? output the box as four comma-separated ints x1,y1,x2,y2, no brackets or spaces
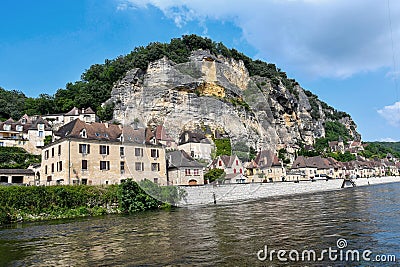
155,125,174,141
167,150,204,168
254,150,282,168
179,131,210,145
0,169,35,175
292,156,333,169
56,119,122,141
64,107,95,116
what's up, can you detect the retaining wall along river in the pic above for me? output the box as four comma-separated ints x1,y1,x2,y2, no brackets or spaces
178,176,400,206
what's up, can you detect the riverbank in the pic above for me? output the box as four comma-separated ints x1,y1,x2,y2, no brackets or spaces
0,179,182,225
178,176,400,206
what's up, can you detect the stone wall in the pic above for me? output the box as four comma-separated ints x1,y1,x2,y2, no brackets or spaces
178,176,400,206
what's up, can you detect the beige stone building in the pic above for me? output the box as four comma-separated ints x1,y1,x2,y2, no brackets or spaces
42,107,97,130
40,119,167,186
166,150,204,185
246,150,286,182
0,115,52,154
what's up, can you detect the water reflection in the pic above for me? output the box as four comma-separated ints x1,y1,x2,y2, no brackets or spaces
0,183,399,266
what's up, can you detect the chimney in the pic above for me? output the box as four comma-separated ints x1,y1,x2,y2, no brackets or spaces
82,108,85,114
104,122,109,128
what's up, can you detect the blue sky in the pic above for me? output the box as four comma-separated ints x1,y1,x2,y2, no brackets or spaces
1,0,400,142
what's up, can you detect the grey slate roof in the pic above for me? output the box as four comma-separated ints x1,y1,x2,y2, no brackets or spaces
167,150,204,168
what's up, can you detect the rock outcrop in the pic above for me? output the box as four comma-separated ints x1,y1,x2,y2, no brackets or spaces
107,50,360,153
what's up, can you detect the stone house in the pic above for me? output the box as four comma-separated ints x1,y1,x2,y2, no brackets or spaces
0,115,52,154
209,155,246,184
40,119,167,186
247,150,286,182
210,155,245,175
0,169,36,185
43,107,97,130
166,150,204,185
177,131,213,162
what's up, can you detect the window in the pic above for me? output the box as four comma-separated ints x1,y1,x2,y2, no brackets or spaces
79,144,90,154
0,142,3,147
4,125,10,131
51,163,54,173
219,161,222,166
234,169,237,174
100,161,110,171
80,129,87,138
153,178,159,184
21,118,27,124
58,161,62,172
185,169,191,176
193,169,199,176
135,162,144,171
120,161,125,173
51,147,55,158
99,145,109,155
236,160,239,165
16,125,23,131
135,148,143,157
38,124,44,130
45,165,48,174
120,147,125,157
82,160,88,170
38,131,44,137
151,149,159,158
151,163,160,172
44,150,49,160
58,145,61,155
191,151,195,157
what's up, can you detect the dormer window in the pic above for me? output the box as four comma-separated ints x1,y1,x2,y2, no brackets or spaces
95,133,100,137
38,124,44,130
4,125,11,131
21,118,27,124
80,129,87,138
16,125,23,131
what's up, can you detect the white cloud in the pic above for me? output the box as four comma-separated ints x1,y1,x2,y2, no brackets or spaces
377,101,400,127
117,0,400,79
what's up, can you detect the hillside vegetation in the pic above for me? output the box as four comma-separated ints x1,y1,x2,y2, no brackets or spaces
1,35,331,120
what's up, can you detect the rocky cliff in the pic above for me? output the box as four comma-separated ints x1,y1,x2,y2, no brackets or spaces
107,49,360,154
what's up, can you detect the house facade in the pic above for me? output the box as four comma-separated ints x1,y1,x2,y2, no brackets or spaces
178,131,213,162
247,150,286,182
0,115,52,154
43,107,97,130
40,119,167,186
166,150,204,185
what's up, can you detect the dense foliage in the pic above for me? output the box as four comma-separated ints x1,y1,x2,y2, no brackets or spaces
0,184,118,224
360,142,400,159
204,168,225,183
0,147,40,169
327,151,356,162
214,138,232,157
0,179,185,224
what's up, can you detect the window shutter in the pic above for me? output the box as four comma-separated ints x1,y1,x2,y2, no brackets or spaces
87,144,90,154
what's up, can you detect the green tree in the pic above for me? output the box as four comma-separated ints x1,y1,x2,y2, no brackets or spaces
204,169,225,183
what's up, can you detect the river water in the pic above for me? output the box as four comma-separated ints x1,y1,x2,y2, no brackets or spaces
1,183,399,266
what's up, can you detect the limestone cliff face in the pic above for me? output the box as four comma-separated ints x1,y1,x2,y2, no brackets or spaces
108,50,360,152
